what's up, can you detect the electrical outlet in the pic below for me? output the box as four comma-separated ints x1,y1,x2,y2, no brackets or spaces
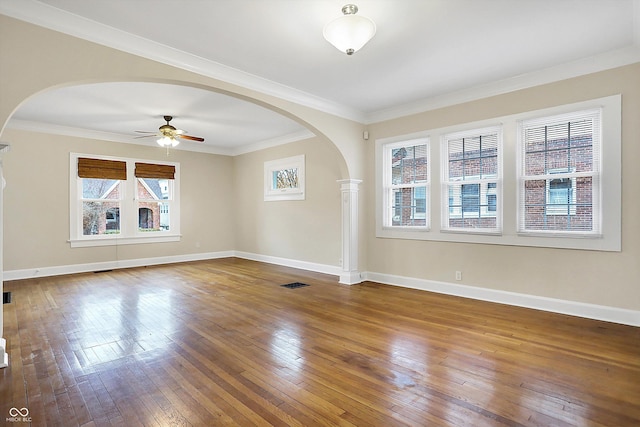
455,271,462,281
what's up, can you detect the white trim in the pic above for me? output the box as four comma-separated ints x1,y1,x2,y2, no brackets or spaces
70,153,181,245
381,138,431,230
3,251,636,326
0,0,364,123
68,234,181,248
365,271,640,327
0,338,7,369
366,45,640,123
264,155,305,201
440,126,502,233
375,95,621,251
2,251,235,281
337,179,363,285
7,119,315,157
1,1,638,126
3,251,341,282
234,251,342,277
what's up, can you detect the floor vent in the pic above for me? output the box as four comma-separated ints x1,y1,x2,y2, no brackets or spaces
3,292,11,304
281,282,309,289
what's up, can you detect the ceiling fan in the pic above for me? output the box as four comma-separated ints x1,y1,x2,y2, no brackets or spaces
135,115,204,147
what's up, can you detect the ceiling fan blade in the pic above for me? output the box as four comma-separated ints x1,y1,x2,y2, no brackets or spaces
178,134,205,142
135,130,157,134
133,134,158,139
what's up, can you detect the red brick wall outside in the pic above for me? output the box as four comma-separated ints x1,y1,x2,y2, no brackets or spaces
391,148,428,227
82,181,161,235
389,134,594,231
137,183,161,230
523,136,593,231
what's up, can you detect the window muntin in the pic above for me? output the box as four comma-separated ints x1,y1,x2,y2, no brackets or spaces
80,179,121,236
519,109,600,234
383,140,429,228
376,95,619,252
137,177,173,232
70,154,180,247
442,127,502,232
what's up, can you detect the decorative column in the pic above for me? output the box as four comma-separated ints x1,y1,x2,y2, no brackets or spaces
337,179,363,285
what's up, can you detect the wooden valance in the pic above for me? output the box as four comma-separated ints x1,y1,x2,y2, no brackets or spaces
135,162,175,180
77,157,127,180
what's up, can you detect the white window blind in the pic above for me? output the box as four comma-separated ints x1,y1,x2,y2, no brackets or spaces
383,140,429,228
441,127,502,232
518,109,601,235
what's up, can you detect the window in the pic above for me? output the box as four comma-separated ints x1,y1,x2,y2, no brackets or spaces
382,139,429,228
518,109,600,235
442,127,501,232
70,154,180,247
375,95,620,251
264,155,305,201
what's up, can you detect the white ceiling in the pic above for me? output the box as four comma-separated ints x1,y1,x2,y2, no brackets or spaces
2,0,639,154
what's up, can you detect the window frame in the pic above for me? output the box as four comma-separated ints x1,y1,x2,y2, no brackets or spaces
69,153,181,248
517,108,602,236
441,126,502,234
381,137,431,230
264,155,305,201
375,95,621,251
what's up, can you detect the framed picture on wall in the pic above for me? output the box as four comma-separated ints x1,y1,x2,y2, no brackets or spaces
264,155,305,201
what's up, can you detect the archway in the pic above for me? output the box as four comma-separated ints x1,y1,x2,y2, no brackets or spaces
0,15,368,369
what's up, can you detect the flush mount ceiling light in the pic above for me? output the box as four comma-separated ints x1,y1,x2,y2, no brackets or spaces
323,4,376,55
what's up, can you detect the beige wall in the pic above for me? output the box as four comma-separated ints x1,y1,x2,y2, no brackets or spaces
234,137,343,267
2,129,344,273
0,14,638,315
2,129,236,271
365,63,640,311
0,15,362,180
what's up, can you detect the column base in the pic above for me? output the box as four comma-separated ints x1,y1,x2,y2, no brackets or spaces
339,271,364,285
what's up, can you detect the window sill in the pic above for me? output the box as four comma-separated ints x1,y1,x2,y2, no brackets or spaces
441,228,502,236
69,234,181,248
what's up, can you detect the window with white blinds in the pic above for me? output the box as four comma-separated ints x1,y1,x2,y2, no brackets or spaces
382,139,430,229
375,94,619,251
518,109,601,235
441,127,502,233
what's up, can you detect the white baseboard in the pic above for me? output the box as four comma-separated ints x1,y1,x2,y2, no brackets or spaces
4,252,638,326
3,250,341,282
2,251,235,281
234,251,342,277
365,271,640,327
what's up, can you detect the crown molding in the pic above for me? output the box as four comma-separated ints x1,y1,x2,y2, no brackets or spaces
2,0,639,127
228,129,316,156
365,44,640,124
6,119,314,156
0,0,366,123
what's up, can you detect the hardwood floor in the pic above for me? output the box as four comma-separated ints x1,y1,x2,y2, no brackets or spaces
1,258,639,426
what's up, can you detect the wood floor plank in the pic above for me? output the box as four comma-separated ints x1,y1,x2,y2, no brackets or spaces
1,258,639,426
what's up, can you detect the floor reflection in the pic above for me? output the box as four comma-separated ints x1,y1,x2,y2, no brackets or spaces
72,288,176,367
269,322,304,380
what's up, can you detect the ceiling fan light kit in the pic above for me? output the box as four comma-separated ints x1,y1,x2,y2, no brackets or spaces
323,4,376,55
136,115,204,148
157,135,179,147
